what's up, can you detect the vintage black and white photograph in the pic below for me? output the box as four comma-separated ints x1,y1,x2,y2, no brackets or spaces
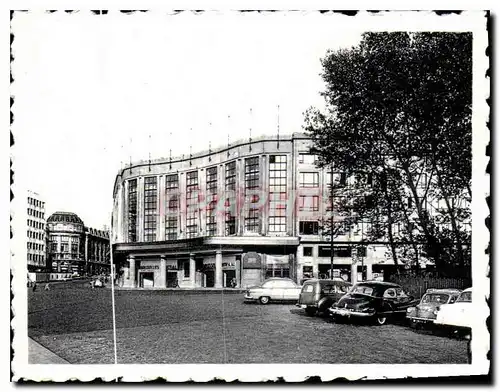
10,9,489,382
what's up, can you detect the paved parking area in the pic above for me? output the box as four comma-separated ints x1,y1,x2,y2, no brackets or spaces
28,282,468,364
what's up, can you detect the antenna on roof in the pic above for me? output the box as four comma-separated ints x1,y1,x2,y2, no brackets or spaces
129,137,132,174
120,143,124,171
169,131,172,169
208,123,213,162
189,137,192,167
148,134,152,172
277,104,280,150
249,108,253,152
227,115,231,157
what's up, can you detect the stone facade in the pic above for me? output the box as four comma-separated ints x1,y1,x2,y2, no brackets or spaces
111,133,396,289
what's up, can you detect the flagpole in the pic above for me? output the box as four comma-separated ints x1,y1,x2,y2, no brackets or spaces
109,210,118,371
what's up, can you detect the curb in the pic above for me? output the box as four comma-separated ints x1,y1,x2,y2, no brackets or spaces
113,288,246,294
28,338,70,364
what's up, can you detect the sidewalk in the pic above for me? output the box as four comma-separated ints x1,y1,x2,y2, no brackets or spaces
113,286,245,294
29,338,69,364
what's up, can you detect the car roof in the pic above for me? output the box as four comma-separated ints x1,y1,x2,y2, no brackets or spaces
354,281,401,288
426,288,462,294
304,279,351,285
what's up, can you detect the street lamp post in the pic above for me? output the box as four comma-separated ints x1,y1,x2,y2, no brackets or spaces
330,164,334,279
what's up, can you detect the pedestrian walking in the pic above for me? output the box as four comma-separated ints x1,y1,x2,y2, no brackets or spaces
44,283,50,291
90,280,95,289
32,282,37,292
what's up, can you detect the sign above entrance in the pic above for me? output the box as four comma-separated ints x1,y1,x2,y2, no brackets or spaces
243,252,262,269
266,255,289,265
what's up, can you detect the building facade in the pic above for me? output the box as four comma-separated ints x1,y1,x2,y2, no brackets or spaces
85,227,111,275
47,211,110,275
111,133,395,289
26,191,47,272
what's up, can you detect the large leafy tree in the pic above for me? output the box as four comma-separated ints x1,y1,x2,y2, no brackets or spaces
305,32,472,275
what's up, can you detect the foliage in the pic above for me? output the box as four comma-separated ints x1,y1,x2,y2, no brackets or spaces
305,32,472,274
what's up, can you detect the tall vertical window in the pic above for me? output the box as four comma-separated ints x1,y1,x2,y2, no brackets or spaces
128,179,138,242
60,236,69,253
225,162,236,235
299,172,319,188
206,167,218,236
298,153,318,165
269,155,287,233
71,240,79,256
186,171,199,238
299,195,319,211
245,157,260,232
144,176,158,242
165,174,179,240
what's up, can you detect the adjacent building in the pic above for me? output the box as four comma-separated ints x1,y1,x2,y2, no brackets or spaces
26,191,47,272
46,211,110,275
111,133,394,289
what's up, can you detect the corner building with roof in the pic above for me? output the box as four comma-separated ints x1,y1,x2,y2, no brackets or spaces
111,133,396,289
47,211,111,275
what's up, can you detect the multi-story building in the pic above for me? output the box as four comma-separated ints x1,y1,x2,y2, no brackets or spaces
26,191,47,272
111,133,393,289
46,211,110,275
84,227,111,275
47,212,86,274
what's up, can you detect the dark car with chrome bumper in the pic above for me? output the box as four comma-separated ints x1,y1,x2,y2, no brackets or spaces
329,281,419,325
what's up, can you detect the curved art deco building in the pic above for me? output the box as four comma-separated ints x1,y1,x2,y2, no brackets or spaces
47,211,110,275
111,133,394,289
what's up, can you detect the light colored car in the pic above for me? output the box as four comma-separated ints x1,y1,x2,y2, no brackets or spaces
434,287,472,329
406,288,462,328
244,278,302,304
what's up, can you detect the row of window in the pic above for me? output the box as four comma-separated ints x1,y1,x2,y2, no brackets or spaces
302,245,367,258
27,230,44,240
27,208,44,219
128,156,343,242
27,219,45,230
27,253,45,263
28,197,44,208
28,242,45,251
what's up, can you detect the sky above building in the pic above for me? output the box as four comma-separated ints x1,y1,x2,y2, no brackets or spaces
11,11,364,228
11,10,473,229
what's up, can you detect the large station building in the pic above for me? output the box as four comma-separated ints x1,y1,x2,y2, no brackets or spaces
111,133,395,289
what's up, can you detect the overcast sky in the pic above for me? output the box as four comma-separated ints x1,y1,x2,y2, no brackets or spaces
11,11,478,229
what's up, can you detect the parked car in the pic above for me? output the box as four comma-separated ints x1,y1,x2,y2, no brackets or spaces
406,288,461,328
244,278,302,304
296,279,352,316
434,287,473,330
329,281,419,325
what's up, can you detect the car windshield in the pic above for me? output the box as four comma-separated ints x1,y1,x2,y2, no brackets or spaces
350,285,374,296
422,294,449,304
456,291,472,303
321,284,350,294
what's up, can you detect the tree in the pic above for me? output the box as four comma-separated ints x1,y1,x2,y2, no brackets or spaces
305,32,472,275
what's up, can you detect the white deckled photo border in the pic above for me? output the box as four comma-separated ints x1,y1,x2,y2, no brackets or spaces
9,9,490,382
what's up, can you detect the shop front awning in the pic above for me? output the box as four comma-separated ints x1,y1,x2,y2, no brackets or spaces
114,236,300,256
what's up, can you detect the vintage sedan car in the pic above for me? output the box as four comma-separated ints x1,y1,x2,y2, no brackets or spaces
296,279,352,316
406,288,461,328
434,287,473,330
329,281,419,325
244,278,302,304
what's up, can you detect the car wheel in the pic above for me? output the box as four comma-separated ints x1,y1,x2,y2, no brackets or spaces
259,296,270,305
305,307,317,317
375,316,387,326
